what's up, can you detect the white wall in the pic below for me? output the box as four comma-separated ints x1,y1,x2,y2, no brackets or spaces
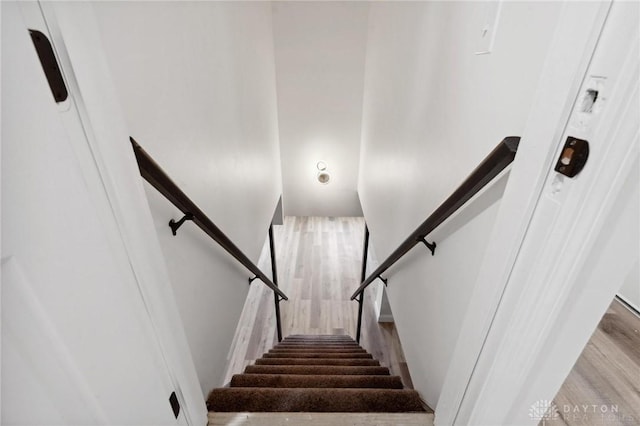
273,2,368,217
384,174,508,407
618,262,640,311
92,2,283,394
365,239,394,323
358,2,565,408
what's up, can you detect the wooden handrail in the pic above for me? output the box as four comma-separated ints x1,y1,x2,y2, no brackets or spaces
130,137,288,301
351,136,520,301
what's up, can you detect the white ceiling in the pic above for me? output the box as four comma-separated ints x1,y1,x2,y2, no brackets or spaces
272,2,369,216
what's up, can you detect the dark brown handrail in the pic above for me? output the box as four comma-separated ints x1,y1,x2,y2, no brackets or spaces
130,137,288,301
351,136,520,302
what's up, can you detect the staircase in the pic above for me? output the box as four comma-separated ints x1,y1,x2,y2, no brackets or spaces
207,335,428,416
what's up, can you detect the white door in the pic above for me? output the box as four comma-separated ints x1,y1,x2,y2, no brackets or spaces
435,2,640,425
443,1,639,424
2,2,189,424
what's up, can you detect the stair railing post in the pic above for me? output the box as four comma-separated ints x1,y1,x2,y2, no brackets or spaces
269,224,283,342
356,225,369,344
356,295,364,344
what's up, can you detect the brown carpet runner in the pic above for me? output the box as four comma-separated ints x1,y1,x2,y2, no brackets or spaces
207,335,427,413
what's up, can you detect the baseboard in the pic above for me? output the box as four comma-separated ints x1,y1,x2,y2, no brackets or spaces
377,314,394,323
616,294,640,317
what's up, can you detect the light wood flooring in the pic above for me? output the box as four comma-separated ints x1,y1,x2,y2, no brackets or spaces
547,298,640,426
222,217,415,391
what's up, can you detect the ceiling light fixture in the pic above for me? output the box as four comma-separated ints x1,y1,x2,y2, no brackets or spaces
316,161,330,184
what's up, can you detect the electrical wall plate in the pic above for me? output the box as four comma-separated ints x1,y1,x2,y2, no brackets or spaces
475,1,502,55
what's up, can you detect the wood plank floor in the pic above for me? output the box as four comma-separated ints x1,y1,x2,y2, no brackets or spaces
547,298,640,425
222,217,416,392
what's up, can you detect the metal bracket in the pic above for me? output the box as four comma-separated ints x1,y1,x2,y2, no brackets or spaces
169,213,194,236
377,276,388,287
354,294,363,303
277,294,286,303
248,276,258,285
418,237,436,256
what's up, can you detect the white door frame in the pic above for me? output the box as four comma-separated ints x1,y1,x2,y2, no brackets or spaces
21,3,207,425
436,1,639,424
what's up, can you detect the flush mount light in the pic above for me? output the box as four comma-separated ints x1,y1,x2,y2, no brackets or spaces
316,161,330,184
317,171,331,184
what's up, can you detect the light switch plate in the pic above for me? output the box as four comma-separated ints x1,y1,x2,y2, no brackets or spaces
475,1,502,55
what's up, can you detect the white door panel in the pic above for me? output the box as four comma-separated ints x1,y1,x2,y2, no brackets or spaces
2,2,185,424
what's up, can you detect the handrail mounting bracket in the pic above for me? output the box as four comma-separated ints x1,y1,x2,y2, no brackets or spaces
418,237,436,256
169,213,194,236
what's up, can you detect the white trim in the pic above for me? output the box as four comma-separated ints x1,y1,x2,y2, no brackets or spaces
617,293,640,315
377,314,395,323
435,2,613,424
616,261,640,312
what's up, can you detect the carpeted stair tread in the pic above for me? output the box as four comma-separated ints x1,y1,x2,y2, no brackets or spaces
284,336,353,338
206,388,425,412
286,334,353,336
269,351,367,355
277,340,358,343
283,334,355,342
230,374,404,389
282,342,355,344
274,344,360,349
283,336,354,339
263,352,372,359
269,347,368,353
278,344,359,347
208,334,426,414
272,347,361,352
279,339,357,342
244,365,390,375
285,335,354,339
255,358,380,366
280,338,357,344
